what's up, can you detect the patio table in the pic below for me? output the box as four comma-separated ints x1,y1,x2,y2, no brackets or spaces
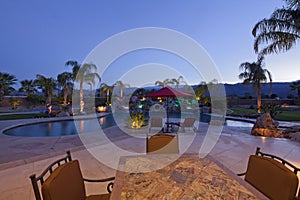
110,154,268,199
164,121,180,133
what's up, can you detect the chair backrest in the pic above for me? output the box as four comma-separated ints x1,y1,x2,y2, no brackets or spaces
182,118,196,127
146,134,179,154
30,151,82,200
244,147,299,200
42,160,86,200
151,118,163,127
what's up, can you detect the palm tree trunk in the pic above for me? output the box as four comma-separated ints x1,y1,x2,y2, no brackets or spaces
63,88,68,106
79,81,83,101
257,84,261,114
106,90,109,105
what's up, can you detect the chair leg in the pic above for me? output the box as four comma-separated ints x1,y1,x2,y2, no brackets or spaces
30,174,42,200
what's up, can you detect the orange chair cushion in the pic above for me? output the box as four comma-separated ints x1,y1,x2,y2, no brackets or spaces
245,155,299,200
86,194,110,200
42,160,86,200
146,134,179,154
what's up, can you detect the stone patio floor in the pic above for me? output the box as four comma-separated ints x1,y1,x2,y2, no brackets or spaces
0,116,300,200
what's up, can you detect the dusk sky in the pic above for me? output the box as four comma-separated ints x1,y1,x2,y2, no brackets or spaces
1,0,299,88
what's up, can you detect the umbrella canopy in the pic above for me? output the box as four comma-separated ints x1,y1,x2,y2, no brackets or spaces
146,86,193,98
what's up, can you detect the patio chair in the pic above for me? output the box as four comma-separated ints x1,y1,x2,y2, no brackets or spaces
149,117,163,134
146,134,179,154
179,117,197,133
30,151,115,200
238,147,300,200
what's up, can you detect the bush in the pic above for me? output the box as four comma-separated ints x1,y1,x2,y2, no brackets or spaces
260,102,282,118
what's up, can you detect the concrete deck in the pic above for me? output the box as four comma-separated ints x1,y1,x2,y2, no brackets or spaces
0,116,300,200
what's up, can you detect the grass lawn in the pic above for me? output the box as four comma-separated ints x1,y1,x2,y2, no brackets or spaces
274,111,300,121
229,107,300,122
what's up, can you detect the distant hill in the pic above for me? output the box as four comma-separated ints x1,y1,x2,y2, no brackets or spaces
224,82,297,98
122,82,297,99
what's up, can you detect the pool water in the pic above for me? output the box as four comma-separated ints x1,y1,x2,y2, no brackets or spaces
3,116,116,137
3,114,253,137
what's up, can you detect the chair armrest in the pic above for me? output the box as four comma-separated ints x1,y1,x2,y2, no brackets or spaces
83,177,115,193
237,172,246,176
83,176,115,182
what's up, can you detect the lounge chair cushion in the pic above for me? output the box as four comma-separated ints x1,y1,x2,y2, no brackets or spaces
42,160,86,200
245,155,298,200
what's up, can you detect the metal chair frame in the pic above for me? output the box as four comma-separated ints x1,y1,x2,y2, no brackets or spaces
30,151,114,200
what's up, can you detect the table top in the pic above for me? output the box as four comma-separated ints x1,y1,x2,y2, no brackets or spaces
110,154,268,200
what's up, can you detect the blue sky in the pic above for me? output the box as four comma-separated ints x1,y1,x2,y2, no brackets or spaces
1,0,299,88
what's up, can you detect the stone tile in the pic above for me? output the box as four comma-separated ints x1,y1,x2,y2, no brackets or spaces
0,118,299,200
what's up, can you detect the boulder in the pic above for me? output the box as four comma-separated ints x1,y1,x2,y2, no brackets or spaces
251,113,284,138
290,132,300,142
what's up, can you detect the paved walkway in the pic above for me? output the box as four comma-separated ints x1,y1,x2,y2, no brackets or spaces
0,116,300,200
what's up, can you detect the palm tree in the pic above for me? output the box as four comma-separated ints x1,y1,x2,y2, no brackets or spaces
155,78,173,87
194,81,208,103
171,76,188,89
239,57,272,113
0,72,17,100
100,83,113,105
290,80,300,98
252,0,300,56
57,72,73,106
19,79,37,97
65,61,100,102
114,80,129,98
65,60,80,81
34,74,57,104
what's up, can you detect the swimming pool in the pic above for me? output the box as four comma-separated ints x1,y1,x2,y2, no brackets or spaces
2,114,253,137
3,115,116,137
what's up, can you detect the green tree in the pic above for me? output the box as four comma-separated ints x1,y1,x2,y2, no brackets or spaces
239,57,272,113
252,0,300,56
0,72,17,100
100,83,113,105
34,74,57,104
57,72,73,106
155,78,173,87
171,76,188,89
194,81,208,104
65,60,80,81
19,79,37,97
290,80,300,98
114,80,129,98
65,61,100,103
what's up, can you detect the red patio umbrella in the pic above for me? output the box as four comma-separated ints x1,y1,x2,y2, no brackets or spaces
146,86,193,98
146,87,194,127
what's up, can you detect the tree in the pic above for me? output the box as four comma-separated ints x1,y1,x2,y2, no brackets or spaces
0,72,17,100
65,60,80,82
155,78,173,87
114,80,129,98
194,81,208,104
239,57,272,113
100,83,113,105
252,0,300,56
290,80,300,98
34,74,57,104
65,61,100,103
19,79,37,97
57,72,73,106
171,76,188,89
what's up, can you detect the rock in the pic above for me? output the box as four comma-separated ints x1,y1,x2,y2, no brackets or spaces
290,132,300,142
251,113,284,138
